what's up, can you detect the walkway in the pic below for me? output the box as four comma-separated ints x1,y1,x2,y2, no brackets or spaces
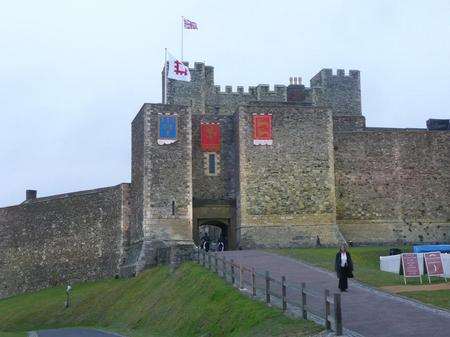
222,250,450,337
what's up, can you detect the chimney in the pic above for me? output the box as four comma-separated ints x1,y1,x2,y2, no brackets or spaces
26,189,37,201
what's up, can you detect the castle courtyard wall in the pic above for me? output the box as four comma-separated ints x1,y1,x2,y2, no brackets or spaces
237,103,340,248
0,184,130,299
335,130,450,244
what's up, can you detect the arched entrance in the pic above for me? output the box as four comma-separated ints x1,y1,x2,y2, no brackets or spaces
196,220,229,251
193,200,236,250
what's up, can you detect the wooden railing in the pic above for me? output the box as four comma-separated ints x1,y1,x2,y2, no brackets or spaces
196,249,343,336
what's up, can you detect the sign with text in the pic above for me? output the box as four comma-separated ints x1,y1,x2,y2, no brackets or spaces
424,252,445,282
253,114,273,145
401,253,422,284
200,123,221,152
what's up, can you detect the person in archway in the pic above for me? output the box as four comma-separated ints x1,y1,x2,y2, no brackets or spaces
217,237,225,252
201,233,210,252
335,244,353,292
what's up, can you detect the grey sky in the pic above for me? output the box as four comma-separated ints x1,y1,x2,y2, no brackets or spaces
1,0,449,207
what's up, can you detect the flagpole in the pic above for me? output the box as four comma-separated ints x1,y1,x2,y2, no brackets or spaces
181,16,184,61
164,48,168,104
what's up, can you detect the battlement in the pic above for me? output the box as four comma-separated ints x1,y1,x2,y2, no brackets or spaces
213,84,286,97
310,68,360,87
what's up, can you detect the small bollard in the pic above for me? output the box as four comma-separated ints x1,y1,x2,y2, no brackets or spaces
324,289,331,330
65,284,72,308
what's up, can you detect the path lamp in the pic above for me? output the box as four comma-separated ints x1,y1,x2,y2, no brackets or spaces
65,284,72,308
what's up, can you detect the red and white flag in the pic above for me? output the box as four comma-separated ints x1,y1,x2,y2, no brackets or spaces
183,18,198,29
166,52,191,82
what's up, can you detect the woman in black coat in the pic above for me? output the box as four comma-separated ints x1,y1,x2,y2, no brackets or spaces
335,244,353,292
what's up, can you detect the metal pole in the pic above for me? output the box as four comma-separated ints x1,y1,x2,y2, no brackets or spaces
164,48,168,104
181,16,184,61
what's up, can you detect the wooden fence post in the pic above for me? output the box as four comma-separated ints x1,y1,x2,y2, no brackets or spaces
281,276,287,312
222,257,227,279
231,259,235,285
215,253,219,273
334,293,343,336
324,289,331,330
208,253,211,269
301,282,307,319
239,264,243,289
252,268,256,297
265,271,271,304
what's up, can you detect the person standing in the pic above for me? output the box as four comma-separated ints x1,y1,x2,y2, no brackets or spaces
217,238,225,252
335,244,353,292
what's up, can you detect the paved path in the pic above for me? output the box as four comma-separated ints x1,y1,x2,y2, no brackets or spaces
29,328,124,337
222,250,450,337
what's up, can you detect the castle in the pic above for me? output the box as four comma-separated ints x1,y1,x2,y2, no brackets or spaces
1,62,449,298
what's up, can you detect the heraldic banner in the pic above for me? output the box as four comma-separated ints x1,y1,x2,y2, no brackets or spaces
201,122,221,152
158,114,177,145
253,114,273,145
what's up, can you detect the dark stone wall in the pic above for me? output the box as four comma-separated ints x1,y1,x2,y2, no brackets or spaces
0,184,129,299
335,130,450,243
191,114,236,202
237,103,340,248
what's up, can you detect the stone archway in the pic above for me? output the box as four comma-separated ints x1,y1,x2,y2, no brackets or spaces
196,220,229,251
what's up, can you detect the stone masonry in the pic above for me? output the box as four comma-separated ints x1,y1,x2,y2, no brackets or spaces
0,61,448,298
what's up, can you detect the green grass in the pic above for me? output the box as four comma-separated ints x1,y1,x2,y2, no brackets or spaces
268,246,450,311
0,262,322,337
403,290,450,310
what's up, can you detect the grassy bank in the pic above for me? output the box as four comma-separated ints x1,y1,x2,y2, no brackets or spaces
269,246,450,310
0,262,322,337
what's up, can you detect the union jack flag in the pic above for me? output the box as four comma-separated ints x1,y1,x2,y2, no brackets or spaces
183,18,198,29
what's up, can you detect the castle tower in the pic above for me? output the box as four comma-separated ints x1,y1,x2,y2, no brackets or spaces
130,103,193,269
311,69,366,131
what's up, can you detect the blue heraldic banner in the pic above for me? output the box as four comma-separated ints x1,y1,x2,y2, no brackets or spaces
158,115,177,145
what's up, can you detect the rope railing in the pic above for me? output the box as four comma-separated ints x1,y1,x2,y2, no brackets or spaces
196,248,343,336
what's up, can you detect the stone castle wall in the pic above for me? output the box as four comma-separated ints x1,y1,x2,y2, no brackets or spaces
0,184,130,299
237,103,340,248
335,130,450,244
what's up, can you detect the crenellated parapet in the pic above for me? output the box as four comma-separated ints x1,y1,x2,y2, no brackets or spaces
310,68,362,116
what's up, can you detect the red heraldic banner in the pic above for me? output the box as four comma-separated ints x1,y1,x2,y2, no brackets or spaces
253,114,273,145
201,122,221,152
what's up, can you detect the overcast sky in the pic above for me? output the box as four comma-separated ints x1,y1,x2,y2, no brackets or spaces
1,0,449,207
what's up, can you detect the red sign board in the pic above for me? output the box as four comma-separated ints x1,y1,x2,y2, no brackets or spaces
201,123,221,152
402,253,421,277
253,114,273,145
424,252,444,276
